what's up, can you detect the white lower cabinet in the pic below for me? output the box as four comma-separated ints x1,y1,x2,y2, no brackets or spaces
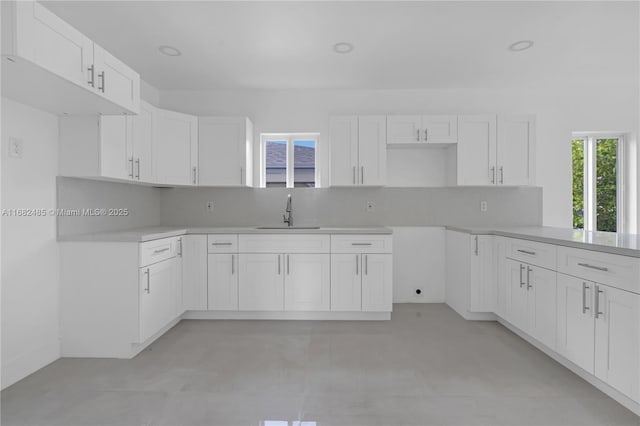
284,254,331,311
138,257,180,343
239,254,284,311
331,253,392,312
182,235,207,311
361,254,393,312
208,254,239,311
331,254,362,311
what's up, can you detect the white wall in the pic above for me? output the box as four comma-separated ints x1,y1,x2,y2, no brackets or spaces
160,86,639,229
1,98,60,389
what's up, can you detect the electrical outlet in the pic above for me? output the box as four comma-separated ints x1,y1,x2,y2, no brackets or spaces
366,201,375,212
206,201,214,213
480,201,488,212
8,137,23,159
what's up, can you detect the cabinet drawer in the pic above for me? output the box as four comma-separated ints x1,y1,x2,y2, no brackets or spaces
239,234,330,254
208,234,238,253
506,238,556,270
557,246,640,294
139,237,178,267
331,235,393,254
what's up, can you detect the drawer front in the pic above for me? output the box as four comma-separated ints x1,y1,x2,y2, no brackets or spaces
331,235,393,254
208,234,239,253
238,234,330,254
140,237,178,267
557,246,640,294
506,238,557,270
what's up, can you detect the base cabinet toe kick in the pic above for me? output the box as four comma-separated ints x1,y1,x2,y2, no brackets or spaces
60,232,393,358
445,230,640,416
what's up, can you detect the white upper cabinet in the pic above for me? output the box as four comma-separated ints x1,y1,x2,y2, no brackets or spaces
456,114,535,186
129,101,156,183
330,115,386,186
99,115,132,181
387,115,457,145
2,1,140,115
154,109,198,186
198,117,253,187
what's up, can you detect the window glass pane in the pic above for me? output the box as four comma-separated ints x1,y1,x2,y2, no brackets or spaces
572,139,585,229
595,138,617,232
265,140,287,188
293,140,316,188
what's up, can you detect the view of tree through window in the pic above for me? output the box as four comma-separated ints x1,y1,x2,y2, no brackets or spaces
572,135,619,232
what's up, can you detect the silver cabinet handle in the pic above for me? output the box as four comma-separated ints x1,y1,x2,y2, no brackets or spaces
287,254,290,275
98,71,105,93
499,166,504,184
351,243,372,246
361,167,364,185
355,254,359,275
353,166,356,184
153,247,170,254
177,238,182,257
240,167,243,185
519,264,525,287
424,128,428,142
211,242,233,246
526,266,532,290
128,157,134,178
277,254,281,275
135,158,140,180
416,129,420,141
517,249,536,256
231,254,235,275
577,263,609,272
145,268,150,293
192,166,197,185
490,166,495,184
595,285,604,319
582,282,591,314
87,65,95,88
365,255,368,275
474,236,479,256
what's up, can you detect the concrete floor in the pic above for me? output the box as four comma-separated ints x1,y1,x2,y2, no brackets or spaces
2,304,639,426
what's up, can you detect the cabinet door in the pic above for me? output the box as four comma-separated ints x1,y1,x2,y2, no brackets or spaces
284,254,330,311
358,115,387,186
329,116,359,186
99,115,132,180
527,265,557,349
496,115,535,186
331,254,362,311
469,235,496,312
182,235,208,311
198,117,250,186
495,237,508,318
505,259,528,331
594,284,639,401
154,110,198,185
130,101,155,182
139,258,178,343
208,253,239,311
92,43,140,114
386,115,422,145
556,273,595,374
238,254,284,311
14,1,94,90
362,254,392,312
423,115,458,144
456,115,497,186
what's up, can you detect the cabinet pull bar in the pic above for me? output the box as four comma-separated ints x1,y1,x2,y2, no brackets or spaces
499,166,504,184
416,129,420,141
582,282,590,314
231,254,235,275
577,263,609,272
474,236,479,256
98,71,105,93
177,238,182,257
594,286,604,319
278,254,281,275
351,243,372,246
240,167,243,185
287,254,290,275
135,158,140,180
356,254,359,275
193,166,197,185
424,129,428,142
365,255,368,275
361,167,364,185
353,166,356,184
519,264,525,287
145,268,150,293
153,247,170,254
87,65,95,88
128,157,134,178
526,266,532,290
211,242,233,246
517,249,536,255
490,166,495,184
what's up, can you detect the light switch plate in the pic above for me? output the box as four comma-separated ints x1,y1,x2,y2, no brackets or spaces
8,137,23,159
206,201,214,213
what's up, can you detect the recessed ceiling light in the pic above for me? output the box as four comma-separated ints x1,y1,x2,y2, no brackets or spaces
333,42,354,54
508,40,534,52
158,45,182,57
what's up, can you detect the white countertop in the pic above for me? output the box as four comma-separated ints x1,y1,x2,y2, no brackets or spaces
58,226,394,243
446,226,640,257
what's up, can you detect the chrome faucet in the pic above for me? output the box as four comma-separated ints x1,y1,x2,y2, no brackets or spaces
283,194,293,227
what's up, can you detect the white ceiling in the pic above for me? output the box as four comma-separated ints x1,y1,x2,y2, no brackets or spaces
43,1,639,91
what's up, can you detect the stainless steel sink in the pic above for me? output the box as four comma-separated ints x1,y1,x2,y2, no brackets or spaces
256,226,321,230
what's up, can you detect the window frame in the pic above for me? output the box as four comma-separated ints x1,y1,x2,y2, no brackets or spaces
572,132,625,233
260,133,320,188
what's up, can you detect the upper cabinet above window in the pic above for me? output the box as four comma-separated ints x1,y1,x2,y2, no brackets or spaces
1,0,140,115
387,115,458,145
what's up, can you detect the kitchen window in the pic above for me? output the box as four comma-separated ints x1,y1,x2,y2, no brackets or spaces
260,133,320,188
572,133,625,232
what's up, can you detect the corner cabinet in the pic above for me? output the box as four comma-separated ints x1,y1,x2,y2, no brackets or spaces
153,109,198,186
1,0,140,115
198,117,253,187
330,116,387,186
456,114,535,186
